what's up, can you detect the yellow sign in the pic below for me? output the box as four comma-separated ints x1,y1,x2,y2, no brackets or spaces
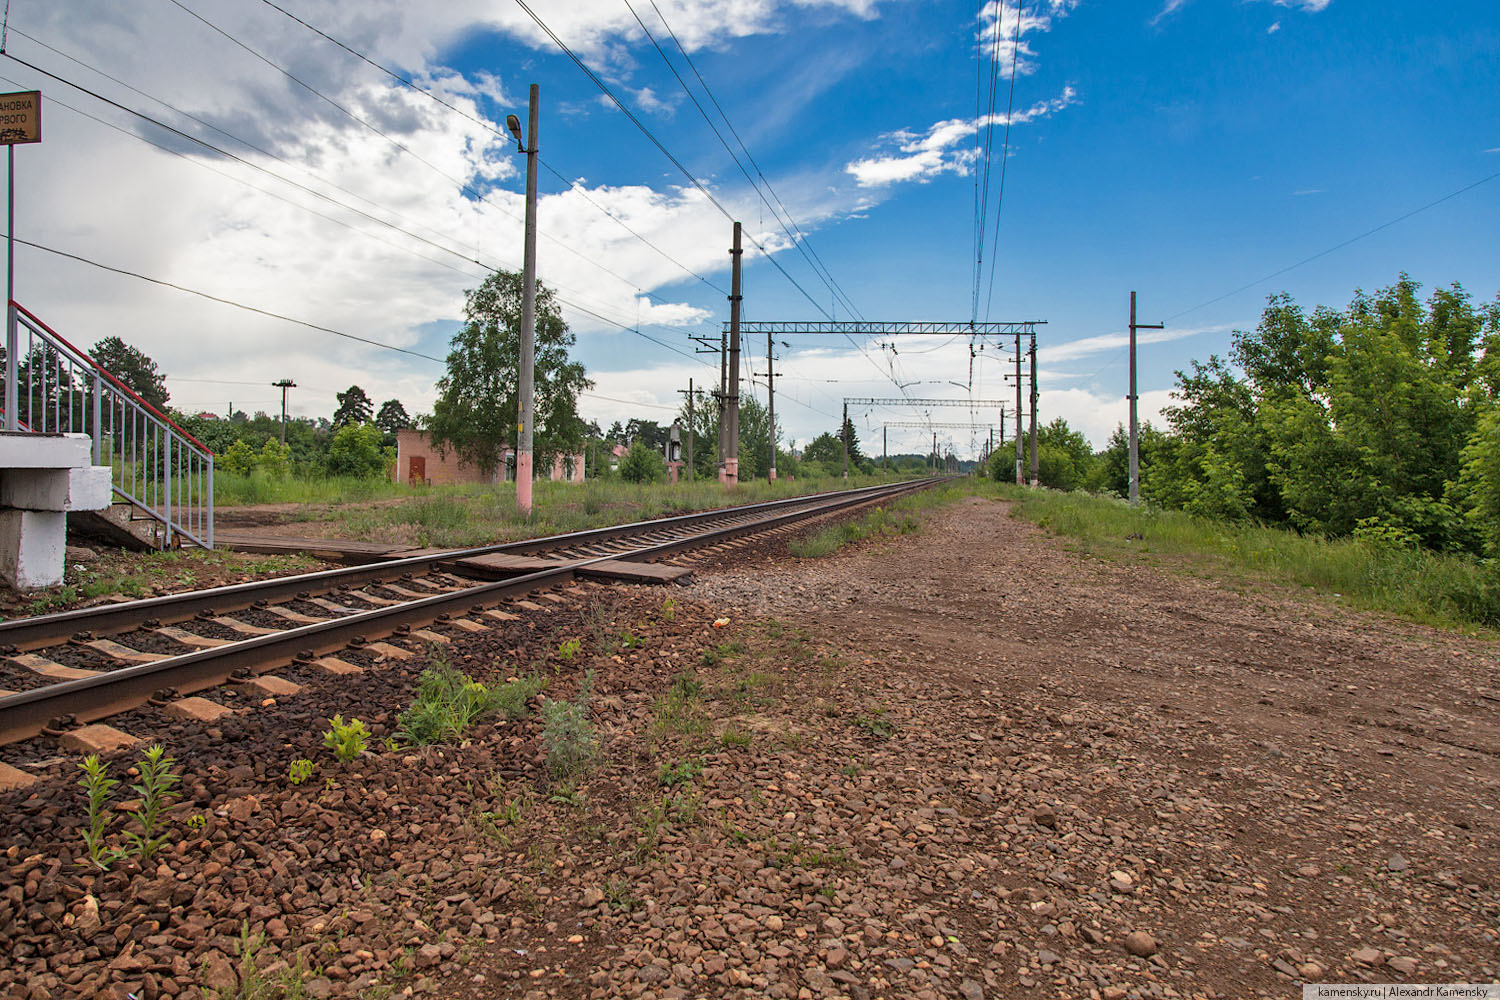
0,91,40,146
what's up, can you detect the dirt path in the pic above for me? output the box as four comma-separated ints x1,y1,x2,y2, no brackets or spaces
2,492,1496,1000
675,494,1500,997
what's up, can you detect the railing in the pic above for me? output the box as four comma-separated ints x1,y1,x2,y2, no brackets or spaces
2,301,214,549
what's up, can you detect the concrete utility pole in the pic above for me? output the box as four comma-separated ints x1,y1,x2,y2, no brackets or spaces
842,401,850,479
508,84,540,515
766,330,776,482
1128,291,1164,505
882,425,887,472
932,432,937,475
1028,332,1039,487
272,379,295,443
677,379,696,482
725,222,743,486
1013,334,1023,485
720,333,728,475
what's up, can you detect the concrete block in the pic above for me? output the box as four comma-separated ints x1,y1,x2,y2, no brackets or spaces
59,724,139,754
0,762,38,791
0,508,67,588
315,656,365,674
238,675,302,697
0,464,111,511
0,431,91,469
163,697,234,723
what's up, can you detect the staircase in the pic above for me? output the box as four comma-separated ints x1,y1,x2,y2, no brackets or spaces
4,302,214,550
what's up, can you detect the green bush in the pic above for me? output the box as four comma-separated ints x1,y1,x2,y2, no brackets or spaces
618,440,666,483
326,422,389,479
399,660,545,745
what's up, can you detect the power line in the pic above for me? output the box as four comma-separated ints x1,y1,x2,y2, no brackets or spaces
0,53,708,364
160,1,690,311
18,239,447,363
629,0,862,321
245,1,729,298
509,0,836,322
982,0,1026,321
1164,166,1500,322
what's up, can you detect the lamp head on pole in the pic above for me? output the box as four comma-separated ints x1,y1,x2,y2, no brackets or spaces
506,114,525,153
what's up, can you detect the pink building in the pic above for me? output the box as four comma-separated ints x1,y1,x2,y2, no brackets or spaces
393,429,584,486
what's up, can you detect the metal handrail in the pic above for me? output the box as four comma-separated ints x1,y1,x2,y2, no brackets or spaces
2,301,214,549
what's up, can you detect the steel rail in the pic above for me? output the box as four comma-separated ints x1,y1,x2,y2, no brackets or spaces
0,478,940,744
0,480,921,651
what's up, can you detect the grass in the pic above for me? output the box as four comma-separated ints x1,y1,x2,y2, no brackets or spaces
220,472,918,549
993,483,1500,634
787,484,965,558
398,659,545,745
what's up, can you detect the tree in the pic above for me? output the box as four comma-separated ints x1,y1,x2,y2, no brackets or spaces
375,399,412,434
802,432,843,466
428,270,592,477
326,423,389,478
333,385,374,428
618,439,666,483
92,336,168,410
840,415,863,464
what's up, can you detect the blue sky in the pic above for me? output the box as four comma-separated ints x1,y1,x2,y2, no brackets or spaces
8,0,1499,457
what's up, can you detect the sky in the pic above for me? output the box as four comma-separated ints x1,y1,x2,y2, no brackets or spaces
4,0,1498,460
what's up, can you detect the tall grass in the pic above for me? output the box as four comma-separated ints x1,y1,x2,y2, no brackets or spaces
229,472,919,549
991,483,1500,633
215,470,413,506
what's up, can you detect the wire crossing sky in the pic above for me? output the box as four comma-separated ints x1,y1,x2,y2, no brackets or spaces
4,0,1497,454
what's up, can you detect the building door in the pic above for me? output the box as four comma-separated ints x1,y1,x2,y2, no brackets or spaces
408,455,426,485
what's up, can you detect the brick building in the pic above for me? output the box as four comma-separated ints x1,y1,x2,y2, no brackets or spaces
393,430,584,486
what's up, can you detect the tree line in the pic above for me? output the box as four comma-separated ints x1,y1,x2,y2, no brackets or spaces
994,275,1500,558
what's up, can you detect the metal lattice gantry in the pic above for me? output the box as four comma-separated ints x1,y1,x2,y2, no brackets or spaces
726,320,1045,336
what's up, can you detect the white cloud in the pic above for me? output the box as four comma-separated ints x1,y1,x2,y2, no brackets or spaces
845,87,1078,188
1293,188,1325,196
1152,0,1193,26
1267,21,1282,33
6,0,903,427
1044,324,1232,363
976,1,1076,75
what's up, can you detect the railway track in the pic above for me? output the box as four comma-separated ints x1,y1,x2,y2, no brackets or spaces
0,478,940,748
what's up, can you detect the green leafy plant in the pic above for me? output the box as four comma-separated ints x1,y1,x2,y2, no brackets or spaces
657,758,702,788
556,638,582,662
399,659,545,745
854,710,896,739
620,628,645,649
548,782,585,807
541,670,597,779
322,715,369,763
660,597,677,622
124,744,180,863
719,727,751,749
76,754,125,871
287,758,315,786
186,813,206,832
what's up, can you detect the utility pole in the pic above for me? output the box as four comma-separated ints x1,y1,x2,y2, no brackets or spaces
506,84,540,515
1028,332,1039,487
272,379,295,443
882,425,887,473
842,400,849,479
1128,291,1164,505
718,329,727,477
677,379,695,482
725,222,743,486
766,329,776,482
932,432,937,475
1013,334,1023,485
